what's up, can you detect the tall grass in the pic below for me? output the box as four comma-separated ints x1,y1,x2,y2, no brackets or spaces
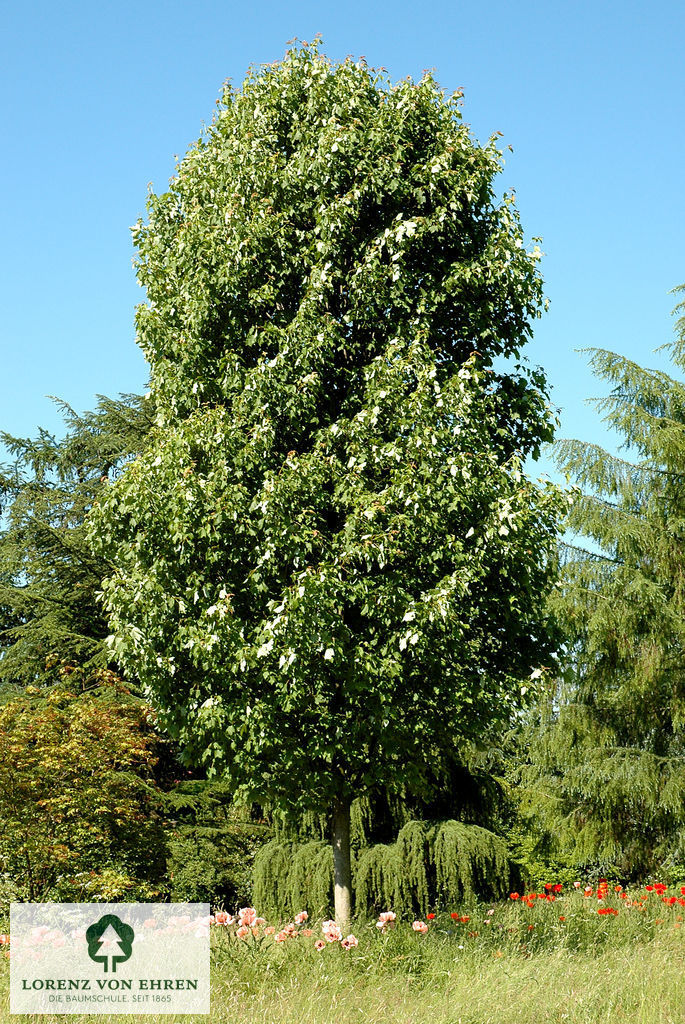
4,887,685,1023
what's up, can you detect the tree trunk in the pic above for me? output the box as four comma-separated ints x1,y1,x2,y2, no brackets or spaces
332,795,352,932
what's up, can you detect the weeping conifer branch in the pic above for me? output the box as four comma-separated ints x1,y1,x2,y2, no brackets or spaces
254,820,516,919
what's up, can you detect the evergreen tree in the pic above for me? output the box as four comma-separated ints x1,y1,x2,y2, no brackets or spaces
0,394,154,688
521,285,685,880
89,41,566,927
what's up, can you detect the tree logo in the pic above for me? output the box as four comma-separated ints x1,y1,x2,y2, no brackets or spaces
85,914,134,973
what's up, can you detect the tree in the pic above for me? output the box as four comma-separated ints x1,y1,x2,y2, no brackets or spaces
0,671,167,900
521,285,685,880
89,40,566,927
0,393,154,690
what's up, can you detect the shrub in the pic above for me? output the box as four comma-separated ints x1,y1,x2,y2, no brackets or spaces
0,671,167,900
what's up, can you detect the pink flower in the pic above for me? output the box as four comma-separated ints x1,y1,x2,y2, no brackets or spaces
238,907,257,927
573,881,581,889
275,930,290,943
264,926,275,935
235,925,250,939
0,936,9,946
214,911,231,926
322,920,342,942
379,911,396,923
314,939,326,951
412,921,428,934
341,934,358,950
301,928,313,937
255,917,266,927
294,911,308,924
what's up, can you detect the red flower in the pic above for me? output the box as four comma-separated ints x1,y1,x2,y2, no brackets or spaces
427,914,436,920
509,893,520,900
553,884,563,893
460,916,470,924
558,916,566,922
450,912,459,919
646,885,654,891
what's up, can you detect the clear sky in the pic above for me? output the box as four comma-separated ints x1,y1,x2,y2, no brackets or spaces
2,0,684,480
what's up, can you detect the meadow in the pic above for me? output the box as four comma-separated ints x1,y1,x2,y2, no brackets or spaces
3,882,685,1024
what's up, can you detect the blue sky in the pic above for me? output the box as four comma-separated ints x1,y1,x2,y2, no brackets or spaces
2,0,684,481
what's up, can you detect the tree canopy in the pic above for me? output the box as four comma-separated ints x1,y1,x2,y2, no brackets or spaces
89,41,566,924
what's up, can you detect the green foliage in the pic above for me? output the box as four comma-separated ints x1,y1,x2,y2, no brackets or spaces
165,780,272,906
522,284,685,879
270,736,515,848
0,672,167,900
0,393,154,687
357,819,513,915
255,819,514,918
90,41,565,844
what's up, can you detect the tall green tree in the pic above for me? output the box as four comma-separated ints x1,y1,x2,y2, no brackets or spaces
89,41,566,927
0,394,154,689
521,286,685,880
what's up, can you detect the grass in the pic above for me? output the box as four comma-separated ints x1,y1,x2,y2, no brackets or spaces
4,888,685,1023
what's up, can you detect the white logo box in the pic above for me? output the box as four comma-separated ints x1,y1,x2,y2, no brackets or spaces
10,903,210,1015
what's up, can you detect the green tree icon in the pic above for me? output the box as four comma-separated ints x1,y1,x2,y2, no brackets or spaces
86,914,134,973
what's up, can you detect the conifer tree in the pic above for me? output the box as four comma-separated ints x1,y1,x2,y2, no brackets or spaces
0,394,154,689
521,285,685,879
89,41,566,927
